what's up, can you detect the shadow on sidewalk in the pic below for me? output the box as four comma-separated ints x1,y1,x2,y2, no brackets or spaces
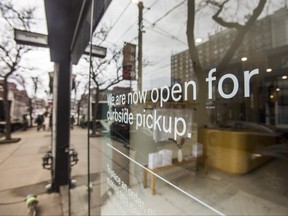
0,180,62,215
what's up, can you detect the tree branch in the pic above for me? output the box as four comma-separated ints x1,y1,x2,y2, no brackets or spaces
217,0,267,74
0,2,35,30
211,0,243,29
187,0,202,73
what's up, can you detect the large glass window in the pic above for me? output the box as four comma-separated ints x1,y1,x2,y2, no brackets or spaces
76,1,288,215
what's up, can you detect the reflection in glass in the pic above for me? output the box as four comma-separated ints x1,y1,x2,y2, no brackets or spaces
77,1,288,215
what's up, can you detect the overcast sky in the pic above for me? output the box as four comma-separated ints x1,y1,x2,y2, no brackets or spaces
94,0,286,90
97,0,189,90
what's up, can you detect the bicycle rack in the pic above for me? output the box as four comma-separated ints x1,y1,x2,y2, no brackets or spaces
42,150,53,170
42,148,79,191
42,149,79,170
69,148,79,167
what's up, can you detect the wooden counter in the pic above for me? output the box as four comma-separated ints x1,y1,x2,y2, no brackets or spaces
198,127,276,175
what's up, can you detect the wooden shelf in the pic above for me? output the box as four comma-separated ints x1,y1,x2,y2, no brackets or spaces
143,155,208,195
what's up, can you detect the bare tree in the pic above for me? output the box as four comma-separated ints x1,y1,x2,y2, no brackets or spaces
73,79,89,126
0,1,35,140
83,26,124,136
186,0,267,126
89,48,123,136
14,73,41,127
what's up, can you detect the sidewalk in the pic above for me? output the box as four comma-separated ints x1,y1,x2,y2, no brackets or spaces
0,127,62,215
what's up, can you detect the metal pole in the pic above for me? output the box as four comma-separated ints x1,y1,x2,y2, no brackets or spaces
137,1,143,92
52,60,71,191
87,0,95,215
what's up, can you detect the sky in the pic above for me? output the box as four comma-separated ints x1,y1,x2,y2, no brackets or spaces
5,0,287,98
5,0,53,98
96,0,189,90
91,0,287,90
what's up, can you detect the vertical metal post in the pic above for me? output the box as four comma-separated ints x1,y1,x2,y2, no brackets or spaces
137,1,143,92
51,59,72,191
87,0,95,215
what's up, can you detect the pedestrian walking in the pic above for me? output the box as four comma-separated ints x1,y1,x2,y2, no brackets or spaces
70,115,75,129
49,112,53,130
22,114,28,131
35,114,44,131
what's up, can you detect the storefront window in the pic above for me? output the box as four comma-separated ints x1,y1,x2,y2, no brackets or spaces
76,0,288,215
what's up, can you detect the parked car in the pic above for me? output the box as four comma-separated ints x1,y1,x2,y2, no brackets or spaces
109,122,130,148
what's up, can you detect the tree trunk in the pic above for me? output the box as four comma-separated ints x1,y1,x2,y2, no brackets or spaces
187,0,209,127
77,102,80,126
186,0,266,127
3,78,12,140
29,98,33,127
91,88,100,136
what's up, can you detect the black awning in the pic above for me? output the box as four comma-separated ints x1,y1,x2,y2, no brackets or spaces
44,0,111,64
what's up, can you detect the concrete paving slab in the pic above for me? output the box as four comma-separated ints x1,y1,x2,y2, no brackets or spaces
0,128,62,215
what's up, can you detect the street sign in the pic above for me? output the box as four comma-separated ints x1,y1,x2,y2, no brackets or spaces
122,42,136,80
14,29,48,48
84,44,107,58
14,29,107,58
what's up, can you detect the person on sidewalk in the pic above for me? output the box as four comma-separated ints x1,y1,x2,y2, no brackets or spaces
22,114,28,131
35,114,44,131
49,111,53,130
70,115,75,129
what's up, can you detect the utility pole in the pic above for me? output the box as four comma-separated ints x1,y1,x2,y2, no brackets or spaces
137,1,144,92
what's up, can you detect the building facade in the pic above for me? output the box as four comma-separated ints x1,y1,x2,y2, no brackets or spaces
171,7,288,128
